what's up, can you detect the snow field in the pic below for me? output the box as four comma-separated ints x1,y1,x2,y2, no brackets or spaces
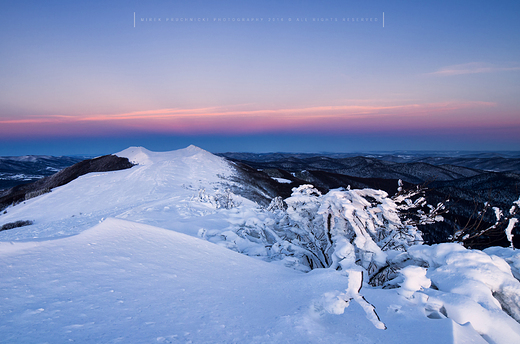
1,218,476,344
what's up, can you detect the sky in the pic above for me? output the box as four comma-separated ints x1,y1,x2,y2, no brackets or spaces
1,0,519,155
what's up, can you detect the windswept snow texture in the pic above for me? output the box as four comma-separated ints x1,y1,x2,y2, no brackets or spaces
404,244,520,342
1,146,520,343
0,218,480,344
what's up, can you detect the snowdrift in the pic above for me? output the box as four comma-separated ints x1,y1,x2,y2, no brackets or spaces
0,218,487,344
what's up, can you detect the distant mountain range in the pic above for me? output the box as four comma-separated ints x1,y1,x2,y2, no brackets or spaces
218,152,520,249
0,155,86,190
2,151,519,192
217,152,520,181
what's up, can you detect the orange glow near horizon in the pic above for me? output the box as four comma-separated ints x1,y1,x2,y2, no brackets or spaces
0,101,505,138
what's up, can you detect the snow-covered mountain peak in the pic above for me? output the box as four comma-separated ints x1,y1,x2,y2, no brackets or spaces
116,146,154,165
185,144,208,153
171,144,222,161
116,145,224,167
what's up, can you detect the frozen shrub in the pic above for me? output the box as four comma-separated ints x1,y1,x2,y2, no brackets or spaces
0,220,33,231
25,188,51,201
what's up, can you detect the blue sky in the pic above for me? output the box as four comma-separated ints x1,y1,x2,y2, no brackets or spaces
1,1,519,155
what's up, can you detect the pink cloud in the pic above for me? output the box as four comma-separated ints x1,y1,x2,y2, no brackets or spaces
0,100,503,138
428,62,520,76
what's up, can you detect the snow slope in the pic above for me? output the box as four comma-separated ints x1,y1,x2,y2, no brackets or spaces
0,145,240,241
0,218,477,344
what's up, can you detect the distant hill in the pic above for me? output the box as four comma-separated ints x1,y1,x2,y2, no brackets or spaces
217,153,485,183
218,152,520,174
0,155,86,190
218,152,520,249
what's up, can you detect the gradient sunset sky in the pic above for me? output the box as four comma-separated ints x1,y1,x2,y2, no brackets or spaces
1,0,519,155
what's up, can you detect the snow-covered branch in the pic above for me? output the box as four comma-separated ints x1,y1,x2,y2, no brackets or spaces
451,196,520,248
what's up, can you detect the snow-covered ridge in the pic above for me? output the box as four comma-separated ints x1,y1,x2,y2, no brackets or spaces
0,145,237,241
